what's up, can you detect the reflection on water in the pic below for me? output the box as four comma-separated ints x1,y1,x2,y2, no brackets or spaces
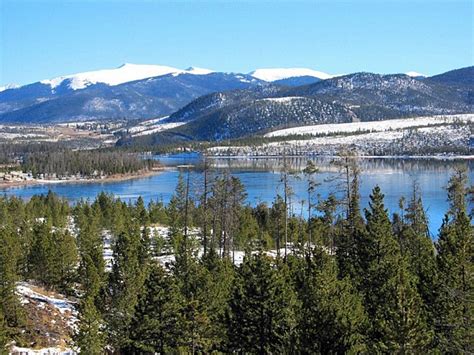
2,153,473,238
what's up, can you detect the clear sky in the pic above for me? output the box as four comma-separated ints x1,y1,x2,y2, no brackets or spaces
1,0,472,86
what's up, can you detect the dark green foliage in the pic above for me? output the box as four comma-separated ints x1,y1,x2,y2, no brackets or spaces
23,150,153,178
106,220,148,351
75,296,105,354
0,309,7,354
128,262,184,353
435,167,473,352
297,248,367,353
29,221,78,292
0,222,24,339
226,253,297,353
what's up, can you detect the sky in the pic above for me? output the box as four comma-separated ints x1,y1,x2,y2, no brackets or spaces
1,0,472,86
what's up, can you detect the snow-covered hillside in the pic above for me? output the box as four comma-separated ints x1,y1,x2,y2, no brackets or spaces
39,63,215,90
249,68,335,81
405,71,426,78
208,114,473,157
265,114,474,137
0,83,19,92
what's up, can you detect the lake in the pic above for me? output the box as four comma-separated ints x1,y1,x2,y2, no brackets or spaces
1,153,472,238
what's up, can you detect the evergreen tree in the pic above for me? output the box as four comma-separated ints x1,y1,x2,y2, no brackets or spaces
226,253,297,353
172,234,214,352
397,185,437,333
128,262,184,353
297,248,367,353
0,223,23,338
75,295,105,354
30,222,78,292
435,167,473,352
0,308,7,354
106,220,147,351
335,156,365,282
382,257,433,353
360,186,430,351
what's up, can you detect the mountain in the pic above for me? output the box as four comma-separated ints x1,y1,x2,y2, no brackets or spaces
284,72,473,120
1,64,472,126
273,76,323,87
120,69,473,145
405,71,426,78
426,66,474,86
249,68,334,82
41,63,214,91
0,84,19,92
0,68,265,123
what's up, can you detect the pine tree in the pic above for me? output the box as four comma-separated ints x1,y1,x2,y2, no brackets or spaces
128,262,184,353
0,308,7,354
0,223,23,338
435,167,473,352
335,156,365,282
382,257,433,353
75,295,105,354
397,185,437,333
76,203,106,294
226,253,297,353
302,160,319,253
297,247,367,353
172,234,213,352
360,186,430,351
107,220,147,351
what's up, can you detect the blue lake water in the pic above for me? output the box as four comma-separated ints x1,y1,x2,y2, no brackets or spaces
1,153,472,238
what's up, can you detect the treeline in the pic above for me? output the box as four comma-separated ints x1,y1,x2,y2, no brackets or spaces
0,142,154,177
22,150,154,178
0,158,472,353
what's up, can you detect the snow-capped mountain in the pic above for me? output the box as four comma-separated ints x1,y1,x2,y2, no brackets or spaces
0,64,472,125
0,83,19,92
39,63,215,91
405,71,426,78
249,68,335,82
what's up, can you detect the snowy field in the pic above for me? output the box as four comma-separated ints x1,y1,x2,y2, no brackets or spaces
125,116,186,137
265,114,474,137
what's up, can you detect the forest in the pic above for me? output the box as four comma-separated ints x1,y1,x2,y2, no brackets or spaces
0,155,472,354
0,142,154,178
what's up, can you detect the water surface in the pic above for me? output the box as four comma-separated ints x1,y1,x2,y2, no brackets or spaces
2,153,472,238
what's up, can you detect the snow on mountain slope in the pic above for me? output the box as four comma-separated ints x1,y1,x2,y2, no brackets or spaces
39,63,215,90
0,83,19,92
249,68,335,81
265,114,473,137
405,71,426,78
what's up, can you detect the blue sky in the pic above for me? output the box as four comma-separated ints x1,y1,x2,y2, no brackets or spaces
1,0,472,85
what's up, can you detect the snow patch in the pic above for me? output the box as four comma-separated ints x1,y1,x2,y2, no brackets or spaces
0,83,19,92
249,68,335,81
39,63,215,91
405,71,426,78
265,114,474,137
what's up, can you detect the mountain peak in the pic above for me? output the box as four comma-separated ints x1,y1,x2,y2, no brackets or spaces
0,83,19,92
249,68,334,82
405,71,426,78
37,64,216,91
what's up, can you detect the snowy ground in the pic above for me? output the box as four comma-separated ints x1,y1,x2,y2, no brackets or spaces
16,283,77,317
12,283,78,355
208,114,473,157
265,114,473,137
123,116,186,137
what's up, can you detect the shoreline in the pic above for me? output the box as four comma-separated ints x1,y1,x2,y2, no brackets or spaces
0,168,165,190
204,153,474,160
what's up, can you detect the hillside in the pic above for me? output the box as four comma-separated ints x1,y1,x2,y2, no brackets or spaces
120,68,473,145
0,71,265,123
